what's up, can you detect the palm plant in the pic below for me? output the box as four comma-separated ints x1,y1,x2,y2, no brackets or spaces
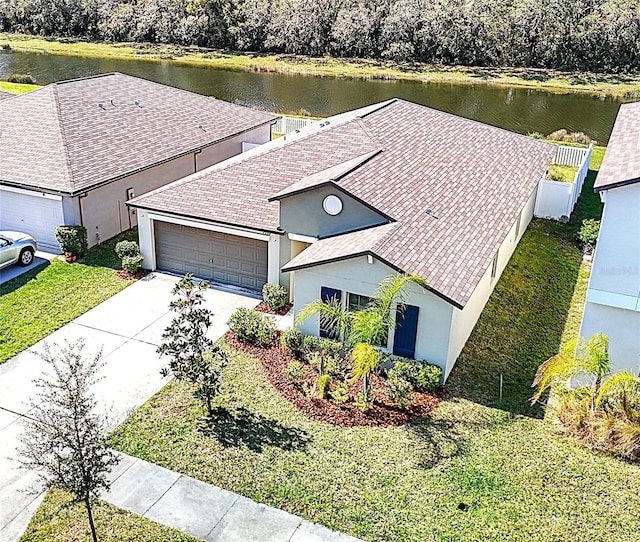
596,371,640,420
296,274,428,402
531,333,611,410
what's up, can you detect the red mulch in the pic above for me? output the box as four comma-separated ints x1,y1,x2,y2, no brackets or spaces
225,332,442,427
255,301,293,316
116,268,150,280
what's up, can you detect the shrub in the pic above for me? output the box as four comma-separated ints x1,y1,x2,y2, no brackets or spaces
115,240,140,259
528,132,544,139
318,338,344,358
262,283,288,311
8,73,35,84
303,335,320,352
577,219,600,254
387,360,419,388
306,351,323,374
284,360,304,382
227,308,276,346
54,225,88,256
386,374,413,407
415,364,442,391
281,328,304,356
122,255,144,273
318,374,332,399
331,381,349,403
547,129,594,145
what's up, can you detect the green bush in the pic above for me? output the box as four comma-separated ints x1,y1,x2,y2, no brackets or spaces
281,328,304,356
122,255,144,273
331,381,349,403
306,351,323,374
318,374,332,399
54,225,88,256
8,73,36,84
227,308,276,346
318,338,343,358
303,335,320,352
387,360,419,387
284,360,304,382
262,283,288,311
115,240,140,259
386,374,413,407
415,364,442,391
577,219,600,254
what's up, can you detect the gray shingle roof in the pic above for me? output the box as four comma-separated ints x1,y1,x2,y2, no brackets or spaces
131,98,555,307
0,90,14,100
594,102,640,191
0,73,277,194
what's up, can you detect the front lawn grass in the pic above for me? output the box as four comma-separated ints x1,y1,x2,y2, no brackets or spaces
0,229,137,363
0,80,40,94
20,488,198,542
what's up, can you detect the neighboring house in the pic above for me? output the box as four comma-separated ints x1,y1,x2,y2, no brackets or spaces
130,99,555,379
0,73,277,251
580,103,640,374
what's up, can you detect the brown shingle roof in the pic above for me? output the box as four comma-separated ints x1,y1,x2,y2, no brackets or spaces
0,73,277,194
131,99,555,307
594,103,640,191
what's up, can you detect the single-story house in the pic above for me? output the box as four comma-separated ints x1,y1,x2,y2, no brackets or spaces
129,98,555,379
580,103,640,374
0,73,277,251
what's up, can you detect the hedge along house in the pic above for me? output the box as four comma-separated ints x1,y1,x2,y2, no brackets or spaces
0,73,277,251
580,103,640,374
130,99,555,379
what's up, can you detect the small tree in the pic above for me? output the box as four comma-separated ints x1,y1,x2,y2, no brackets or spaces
157,274,228,417
17,339,119,542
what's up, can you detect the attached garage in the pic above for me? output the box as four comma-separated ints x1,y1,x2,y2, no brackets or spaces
154,221,268,291
0,187,64,252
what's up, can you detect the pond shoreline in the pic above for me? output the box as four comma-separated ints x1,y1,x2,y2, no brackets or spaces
2,32,640,99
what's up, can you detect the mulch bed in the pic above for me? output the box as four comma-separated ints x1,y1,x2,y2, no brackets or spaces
116,268,150,280
254,301,293,316
225,332,442,427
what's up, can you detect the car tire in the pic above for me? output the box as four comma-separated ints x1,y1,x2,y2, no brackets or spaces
19,248,34,266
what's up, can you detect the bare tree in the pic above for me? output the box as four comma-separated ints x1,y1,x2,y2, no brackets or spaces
17,339,119,542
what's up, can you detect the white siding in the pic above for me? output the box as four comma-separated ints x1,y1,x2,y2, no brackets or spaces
579,183,640,374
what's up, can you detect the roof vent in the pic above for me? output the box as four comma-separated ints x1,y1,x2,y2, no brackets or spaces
425,208,439,220
198,124,207,132
98,103,106,110
110,99,116,107
134,100,142,108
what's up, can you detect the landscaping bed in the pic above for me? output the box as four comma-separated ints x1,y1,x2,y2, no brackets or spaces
226,332,442,427
254,300,292,316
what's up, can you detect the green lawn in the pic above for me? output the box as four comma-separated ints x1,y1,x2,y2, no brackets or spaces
0,230,137,363
20,489,197,542
0,80,39,94
106,147,625,542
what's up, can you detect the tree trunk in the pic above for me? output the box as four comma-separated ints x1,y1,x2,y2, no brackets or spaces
84,496,98,542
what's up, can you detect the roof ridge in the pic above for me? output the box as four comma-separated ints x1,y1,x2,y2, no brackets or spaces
51,84,76,190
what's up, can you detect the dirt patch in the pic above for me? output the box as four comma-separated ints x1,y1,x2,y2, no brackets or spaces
116,268,150,280
225,332,442,427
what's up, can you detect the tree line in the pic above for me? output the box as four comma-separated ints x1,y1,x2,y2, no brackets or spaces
1,0,639,73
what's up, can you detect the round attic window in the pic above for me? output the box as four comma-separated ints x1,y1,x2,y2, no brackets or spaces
322,195,343,216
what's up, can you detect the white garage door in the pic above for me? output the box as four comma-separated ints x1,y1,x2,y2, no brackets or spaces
0,188,64,252
155,221,268,291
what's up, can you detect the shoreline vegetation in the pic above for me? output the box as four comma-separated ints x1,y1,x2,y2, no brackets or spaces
2,33,640,99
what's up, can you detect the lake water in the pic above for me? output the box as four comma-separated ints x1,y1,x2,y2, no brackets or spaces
0,49,628,143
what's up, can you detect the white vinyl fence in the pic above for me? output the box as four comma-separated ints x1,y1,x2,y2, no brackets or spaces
274,116,319,134
534,144,592,221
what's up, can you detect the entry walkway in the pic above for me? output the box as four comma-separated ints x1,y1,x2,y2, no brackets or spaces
104,452,362,542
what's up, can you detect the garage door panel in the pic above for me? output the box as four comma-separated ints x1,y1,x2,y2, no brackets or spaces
155,221,268,291
0,189,64,252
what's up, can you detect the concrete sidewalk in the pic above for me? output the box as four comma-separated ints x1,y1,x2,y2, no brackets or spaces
104,452,362,542
0,272,262,541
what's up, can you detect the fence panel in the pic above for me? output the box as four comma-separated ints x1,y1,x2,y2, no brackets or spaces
552,145,589,167
274,116,319,134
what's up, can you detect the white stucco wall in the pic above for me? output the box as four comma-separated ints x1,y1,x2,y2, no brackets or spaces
77,125,272,247
291,256,454,373
579,183,640,374
446,186,537,379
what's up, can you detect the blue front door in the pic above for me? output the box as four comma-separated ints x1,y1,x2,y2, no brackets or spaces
393,305,419,358
320,287,342,339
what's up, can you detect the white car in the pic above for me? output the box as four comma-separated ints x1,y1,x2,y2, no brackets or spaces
0,231,38,269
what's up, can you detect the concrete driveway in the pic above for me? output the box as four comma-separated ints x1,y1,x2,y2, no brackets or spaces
0,272,259,541
0,251,57,285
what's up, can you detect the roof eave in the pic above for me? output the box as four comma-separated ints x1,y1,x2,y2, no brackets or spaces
594,176,640,192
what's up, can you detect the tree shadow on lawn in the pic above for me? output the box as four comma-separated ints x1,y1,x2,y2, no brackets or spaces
445,171,603,419
407,400,509,469
202,407,310,453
